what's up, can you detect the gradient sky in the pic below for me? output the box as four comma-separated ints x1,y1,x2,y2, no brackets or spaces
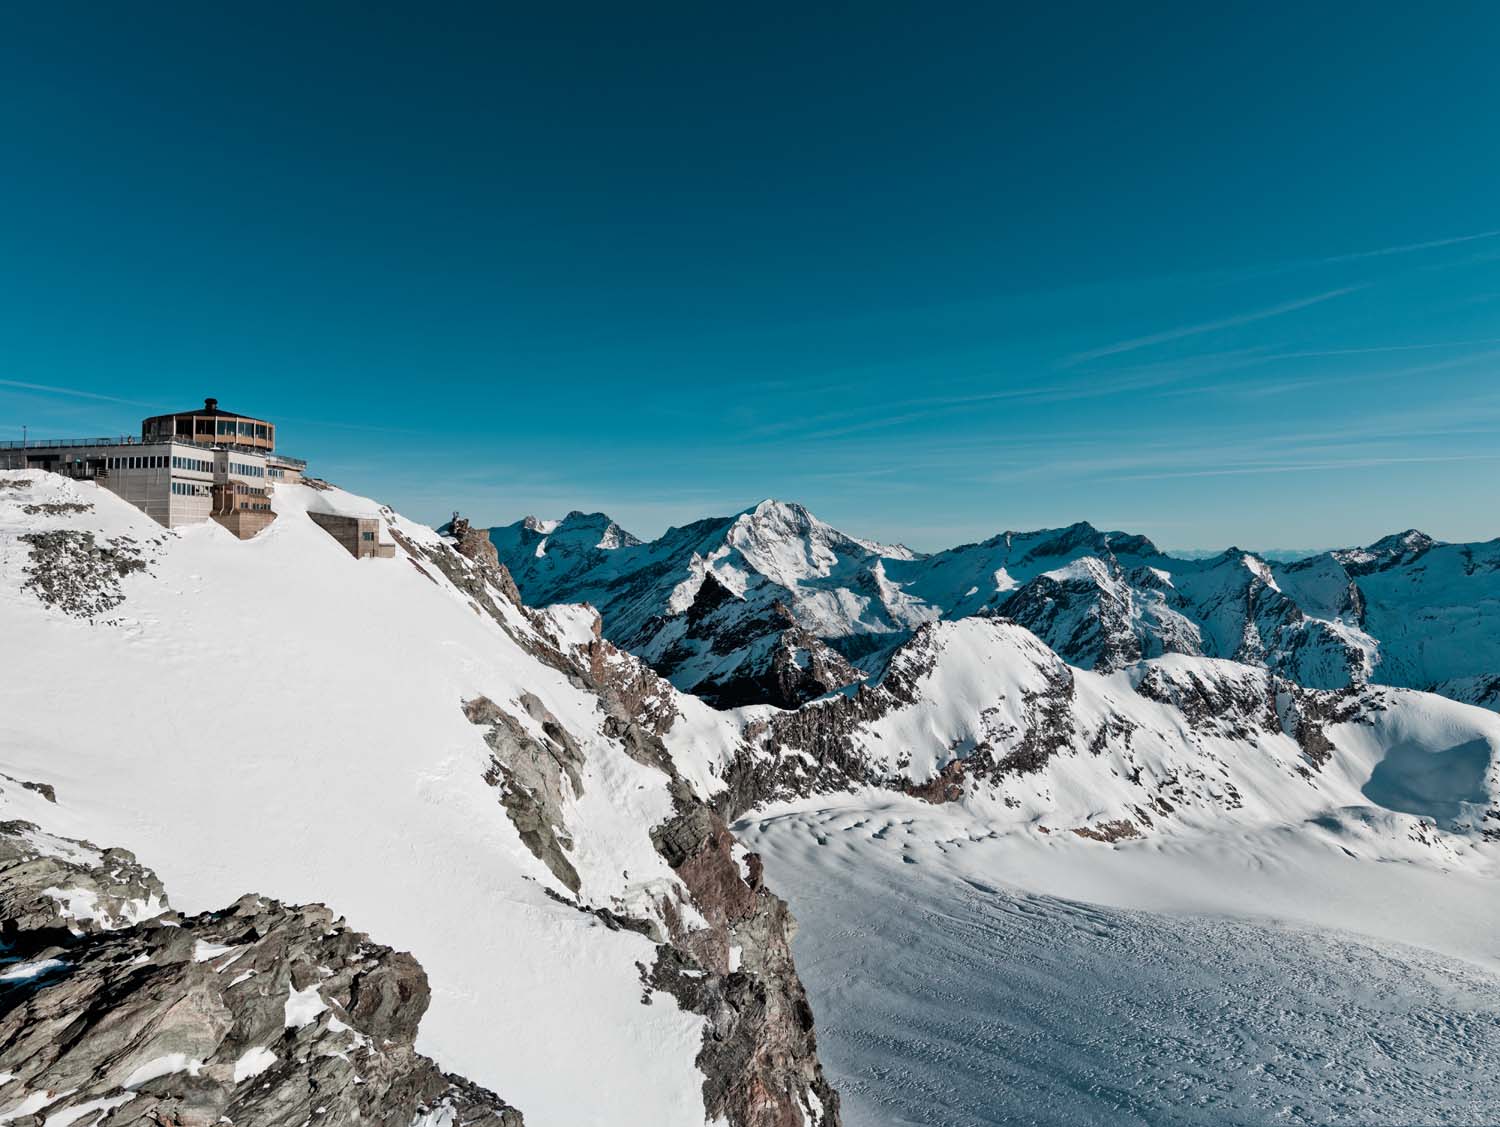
3,3,1499,552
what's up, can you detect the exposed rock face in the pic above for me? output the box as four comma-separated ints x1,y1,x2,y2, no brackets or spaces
450,514,503,573
656,586,864,710
19,530,150,618
647,786,840,1127
459,687,843,1126
0,820,167,937
465,693,586,894
0,822,522,1127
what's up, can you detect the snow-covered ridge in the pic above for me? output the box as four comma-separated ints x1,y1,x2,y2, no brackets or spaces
488,501,1500,712
0,470,839,1127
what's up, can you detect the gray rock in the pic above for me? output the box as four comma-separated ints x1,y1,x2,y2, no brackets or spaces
0,823,523,1127
19,530,149,618
464,693,585,894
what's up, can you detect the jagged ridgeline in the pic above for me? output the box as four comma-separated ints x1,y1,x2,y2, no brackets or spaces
488,500,1500,712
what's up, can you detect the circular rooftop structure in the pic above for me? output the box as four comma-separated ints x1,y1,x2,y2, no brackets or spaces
141,398,276,452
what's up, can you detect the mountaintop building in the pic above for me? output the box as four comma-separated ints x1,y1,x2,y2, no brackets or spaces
0,398,308,539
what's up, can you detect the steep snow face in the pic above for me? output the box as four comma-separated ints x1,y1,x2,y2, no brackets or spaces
0,471,835,1127
1333,538,1500,692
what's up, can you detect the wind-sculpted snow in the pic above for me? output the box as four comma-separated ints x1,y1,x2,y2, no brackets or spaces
739,801,1500,1127
492,502,1500,711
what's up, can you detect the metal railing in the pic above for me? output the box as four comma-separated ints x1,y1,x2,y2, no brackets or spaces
1,437,307,467
0,436,142,450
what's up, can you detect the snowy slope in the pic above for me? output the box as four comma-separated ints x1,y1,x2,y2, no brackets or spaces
0,471,836,1127
740,798,1500,1127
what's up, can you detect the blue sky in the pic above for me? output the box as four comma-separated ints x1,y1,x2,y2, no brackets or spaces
2,3,1498,552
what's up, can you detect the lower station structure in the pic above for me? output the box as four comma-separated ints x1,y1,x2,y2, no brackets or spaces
1,398,307,540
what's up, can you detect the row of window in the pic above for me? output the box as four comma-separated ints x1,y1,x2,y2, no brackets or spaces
171,482,208,496
147,418,273,441
229,461,265,478
109,453,219,474
108,455,168,471
233,483,268,497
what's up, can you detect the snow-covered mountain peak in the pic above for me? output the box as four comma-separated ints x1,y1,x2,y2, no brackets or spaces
550,509,641,549
489,499,1500,713
1370,528,1436,554
1336,528,1440,573
1016,520,1162,564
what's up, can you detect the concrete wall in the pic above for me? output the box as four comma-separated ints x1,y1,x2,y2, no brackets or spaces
213,509,277,540
308,511,394,559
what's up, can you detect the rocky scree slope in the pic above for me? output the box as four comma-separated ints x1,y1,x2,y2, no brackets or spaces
0,471,838,1127
489,502,1500,711
0,818,520,1127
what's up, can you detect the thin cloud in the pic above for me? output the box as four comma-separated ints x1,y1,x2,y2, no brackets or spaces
1115,453,1500,482
1060,287,1364,367
0,379,154,407
1320,228,1500,262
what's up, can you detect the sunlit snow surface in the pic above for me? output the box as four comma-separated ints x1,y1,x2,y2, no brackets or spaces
741,799,1500,1127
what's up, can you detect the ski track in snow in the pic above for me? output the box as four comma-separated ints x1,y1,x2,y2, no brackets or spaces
743,804,1500,1127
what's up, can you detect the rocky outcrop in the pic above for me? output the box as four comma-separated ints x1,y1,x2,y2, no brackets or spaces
450,514,503,573
464,693,586,894
0,820,166,937
676,596,863,712
0,822,522,1127
19,530,150,618
647,785,841,1127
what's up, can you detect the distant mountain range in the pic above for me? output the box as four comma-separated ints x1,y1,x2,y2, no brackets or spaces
485,501,1500,712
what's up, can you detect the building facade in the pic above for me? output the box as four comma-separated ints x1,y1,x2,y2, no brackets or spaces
0,398,307,540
